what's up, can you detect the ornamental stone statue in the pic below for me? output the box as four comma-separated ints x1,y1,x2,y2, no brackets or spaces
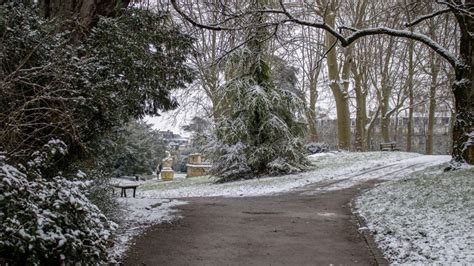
160,151,174,181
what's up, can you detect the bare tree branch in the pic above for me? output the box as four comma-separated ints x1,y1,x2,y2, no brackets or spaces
405,8,451,27
171,0,459,68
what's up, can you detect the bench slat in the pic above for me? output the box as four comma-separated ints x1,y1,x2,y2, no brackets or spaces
379,142,398,151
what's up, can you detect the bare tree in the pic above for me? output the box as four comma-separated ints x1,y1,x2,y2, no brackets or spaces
171,0,473,165
279,25,325,142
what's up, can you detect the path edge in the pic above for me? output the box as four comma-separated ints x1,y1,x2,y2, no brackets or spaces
350,190,389,266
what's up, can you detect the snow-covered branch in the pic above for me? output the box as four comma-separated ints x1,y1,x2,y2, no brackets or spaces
405,8,452,28
342,27,458,67
171,0,460,69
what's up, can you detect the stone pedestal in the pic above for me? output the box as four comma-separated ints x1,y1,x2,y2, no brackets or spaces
160,151,174,181
160,169,174,181
186,153,212,177
187,165,211,177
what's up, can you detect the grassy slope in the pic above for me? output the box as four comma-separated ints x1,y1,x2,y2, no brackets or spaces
139,151,421,197
356,165,473,263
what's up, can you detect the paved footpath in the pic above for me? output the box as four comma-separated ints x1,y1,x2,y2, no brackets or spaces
123,180,387,265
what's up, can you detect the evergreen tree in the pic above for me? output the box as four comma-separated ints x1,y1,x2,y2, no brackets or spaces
209,0,308,182
0,3,194,177
107,121,166,177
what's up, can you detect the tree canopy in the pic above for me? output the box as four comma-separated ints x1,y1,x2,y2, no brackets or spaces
0,3,194,173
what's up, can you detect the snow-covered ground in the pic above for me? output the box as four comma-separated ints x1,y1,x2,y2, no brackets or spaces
355,165,474,264
108,197,187,262
139,152,449,198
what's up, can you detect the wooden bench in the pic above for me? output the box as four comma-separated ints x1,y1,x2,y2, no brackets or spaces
113,184,139,198
380,142,400,151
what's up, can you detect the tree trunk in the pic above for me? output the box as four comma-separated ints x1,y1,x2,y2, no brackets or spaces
307,73,319,142
379,38,395,143
406,39,415,152
451,5,474,165
394,113,399,141
353,65,367,151
366,128,373,150
448,108,456,154
453,43,474,161
352,0,368,151
39,0,129,30
380,107,390,142
324,6,352,150
365,109,379,151
426,55,439,155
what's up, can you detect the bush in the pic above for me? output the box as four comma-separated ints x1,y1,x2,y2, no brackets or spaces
0,154,117,264
82,166,122,222
304,142,329,154
103,121,166,177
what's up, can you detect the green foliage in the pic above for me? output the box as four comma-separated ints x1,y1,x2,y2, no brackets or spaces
0,145,116,265
209,48,309,181
107,121,166,176
62,121,165,220
83,167,122,222
82,9,195,119
0,3,194,177
66,121,165,221
182,116,213,152
182,116,211,135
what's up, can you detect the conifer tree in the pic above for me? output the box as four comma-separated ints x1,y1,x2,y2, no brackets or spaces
209,0,308,181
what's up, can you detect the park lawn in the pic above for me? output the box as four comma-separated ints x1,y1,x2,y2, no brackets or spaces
138,151,422,198
355,165,474,264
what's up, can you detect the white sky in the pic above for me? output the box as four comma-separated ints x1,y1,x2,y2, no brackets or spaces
144,112,191,137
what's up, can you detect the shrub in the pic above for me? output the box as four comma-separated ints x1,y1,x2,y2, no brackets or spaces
208,141,253,181
304,142,329,154
0,152,116,264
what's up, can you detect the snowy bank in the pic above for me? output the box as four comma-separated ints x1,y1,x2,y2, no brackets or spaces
355,165,474,264
139,152,448,198
108,197,187,262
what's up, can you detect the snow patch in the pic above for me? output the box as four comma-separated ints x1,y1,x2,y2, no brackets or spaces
355,166,474,263
108,197,187,262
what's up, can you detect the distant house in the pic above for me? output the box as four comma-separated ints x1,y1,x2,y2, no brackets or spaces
158,130,189,150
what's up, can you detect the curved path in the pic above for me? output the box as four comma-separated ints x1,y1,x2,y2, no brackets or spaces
123,156,450,265
123,181,387,265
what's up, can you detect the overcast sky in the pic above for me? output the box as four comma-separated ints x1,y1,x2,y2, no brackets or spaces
144,112,191,137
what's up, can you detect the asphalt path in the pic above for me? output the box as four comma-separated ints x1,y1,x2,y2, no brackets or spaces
123,180,387,265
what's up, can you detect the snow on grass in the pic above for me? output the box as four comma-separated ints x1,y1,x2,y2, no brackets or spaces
355,165,474,264
108,197,187,262
309,154,451,193
139,151,436,198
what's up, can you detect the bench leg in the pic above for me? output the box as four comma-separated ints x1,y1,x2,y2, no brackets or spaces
124,188,127,198
133,188,136,198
